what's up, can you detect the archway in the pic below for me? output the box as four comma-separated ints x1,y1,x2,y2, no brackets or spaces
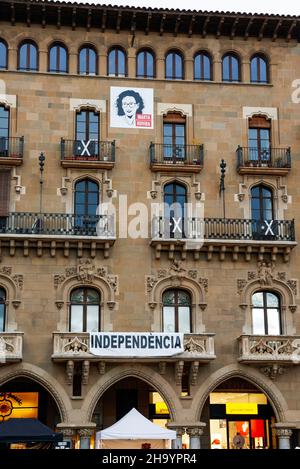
200,377,276,450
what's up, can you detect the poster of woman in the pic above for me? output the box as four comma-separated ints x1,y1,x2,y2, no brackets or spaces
110,86,154,129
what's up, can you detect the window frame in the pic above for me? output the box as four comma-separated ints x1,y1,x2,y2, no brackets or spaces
136,48,155,79
107,47,127,77
0,39,8,70
251,290,282,335
75,108,100,142
78,45,98,75
18,40,38,72
69,287,100,333
251,184,274,221
222,53,240,82
193,51,212,81
48,42,69,73
250,54,269,84
165,50,184,80
162,289,192,333
0,286,6,332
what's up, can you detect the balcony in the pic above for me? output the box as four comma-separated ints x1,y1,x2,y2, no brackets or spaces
0,333,23,363
61,139,115,169
238,335,300,365
52,332,215,362
0,213,115,258
0,137,24,166
151,216,296,261
237,146,291,175
150,143,204,172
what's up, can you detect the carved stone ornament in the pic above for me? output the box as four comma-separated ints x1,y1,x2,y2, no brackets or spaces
184,336,206,354
257,260,275,286
260,364,284,380
77,259,96,283
0,336,14,354
274,428,293,438
237,279,247,294
78,429,94,438
63,337,89,354
0,266,23,291
147,263,208,294
186,427,204,437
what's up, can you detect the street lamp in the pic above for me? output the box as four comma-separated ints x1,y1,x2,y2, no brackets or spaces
219,159,226,219
39,152,45,214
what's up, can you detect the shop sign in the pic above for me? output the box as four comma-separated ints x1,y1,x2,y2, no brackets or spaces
226,403,258,415
90,332,184,357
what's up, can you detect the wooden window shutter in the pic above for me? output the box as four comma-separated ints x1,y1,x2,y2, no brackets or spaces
0,169,11,216
249,115,271,129
163,112,186,124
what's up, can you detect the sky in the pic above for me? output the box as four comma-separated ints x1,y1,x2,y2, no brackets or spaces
52,0,300,16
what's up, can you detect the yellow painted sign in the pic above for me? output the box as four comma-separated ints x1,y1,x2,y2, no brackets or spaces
155,402,169,415
226,403,258,415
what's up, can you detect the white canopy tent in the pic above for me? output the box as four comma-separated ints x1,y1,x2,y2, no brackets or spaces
95,408,176,449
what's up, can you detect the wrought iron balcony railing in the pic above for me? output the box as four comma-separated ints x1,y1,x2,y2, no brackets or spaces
0,136,24,159
0,212,115,237
238,335,300,364
61,138,115,163
150,143,204,166
152,217,295,242
237,146,291,170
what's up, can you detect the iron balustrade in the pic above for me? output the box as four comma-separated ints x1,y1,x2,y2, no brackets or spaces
61,138,115,162
152,216,295,241
0,213,115,237
0,137,24,159
236,145,291,169
150,143,204,165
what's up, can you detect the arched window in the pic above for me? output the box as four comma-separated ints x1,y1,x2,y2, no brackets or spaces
75,109,99,157
165,50,183,80
48,42,68,73
78,46,97,75
108,47,126,77
163,112,186,160
251,185,273,222
74,179,99,234
250,54,268,83
251,291,281,335
0,40,8,70
222,53,240,82
248,115,271,163
136,49,155,78
164,182,187,238
0,287,6,332
162,289,191,333
18,40,38,71
69,287,100,332
194,52,212,80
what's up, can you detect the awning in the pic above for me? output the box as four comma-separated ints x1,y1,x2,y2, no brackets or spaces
0,418,62,443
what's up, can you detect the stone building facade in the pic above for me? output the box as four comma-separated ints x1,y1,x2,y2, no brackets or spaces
0,0,300,449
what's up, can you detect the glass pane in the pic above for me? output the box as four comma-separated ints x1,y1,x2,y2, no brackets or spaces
118,50,125,75
203,55,211,80
232,56,239,80
251,186,260,197
175,125,185,137
75,181,85,191
163,290,175,305
178,306,191,333
29,44,37,69
108,50,115,75
163,306,175,332
222,56,229,80
178,291,190,305
19,44,27,69
252,292,263,307
175,54,182,79
88,181,99,192
71,288,84,303
252,308,265,334
75,192,85,204
267,309,280,335
88,192,99,205
266,293,279,307
259,58,267,82
194,54,200,79
0,288,5,301
87,289,99,303
137,52,144,76
49,47,57,71
166,54,173,78
70,305,83,332
0,42,7,69
89,49,96,74
86,305,99,332
251,58,258,82
59,47,67,72
79,49,86,73
146,52,154,77
0,305,4,332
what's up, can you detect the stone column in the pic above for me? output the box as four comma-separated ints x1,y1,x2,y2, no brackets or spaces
275,428,293,449
214,60,222,81
173,427,185,449
9,47,18,70
243,61,250,82
185,58,193,81
127,47,136,78
69,52,77,75
39,49,48,73
78,428,94,449
156,56,165,80
186,423,206,449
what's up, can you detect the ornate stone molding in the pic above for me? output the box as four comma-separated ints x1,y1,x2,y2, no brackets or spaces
185,425,205,437
66,360,74,385
82,360,90,385
274,428,293,438
175,360,184,385
260,364,285,380
0,266,23,295
77,428,95,438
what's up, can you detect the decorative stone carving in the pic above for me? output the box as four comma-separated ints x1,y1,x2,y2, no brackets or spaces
0,336,14,354
257,260,275,286
175,360,184,385
186,426,204,437
247,271,257,281
63,336,89,354
184,336,206,354
170,260,186,275
98,361,106,375
78,429,94,438
277,272,286,281
77,259,95,283
0,267,23,291
188,270,197,279
198,278,208,293
237,279,248,294
190,361,199,385
158,361,166,375
60,428,75,437
66,360,74,385
107,275,118,293
146,277,157,293
274,428,293,437
260,364,285,380
55,301,64,310
287,280,297,297
82,360,90,385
